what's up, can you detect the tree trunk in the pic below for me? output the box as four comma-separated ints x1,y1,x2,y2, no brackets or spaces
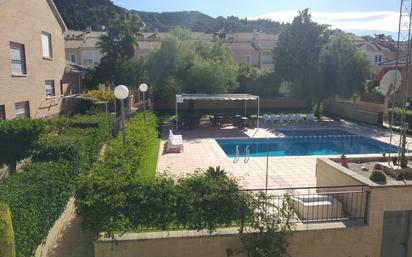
7,161,17,175
315,99,323,118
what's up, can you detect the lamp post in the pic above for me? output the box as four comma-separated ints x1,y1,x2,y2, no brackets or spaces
139,83,148,120
114,85,129,147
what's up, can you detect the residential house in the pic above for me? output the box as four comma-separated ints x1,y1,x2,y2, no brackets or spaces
64,29,104,69
0,0,83,119
64,29,278,69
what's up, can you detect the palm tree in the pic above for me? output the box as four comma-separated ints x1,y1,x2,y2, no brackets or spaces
97,12,144,60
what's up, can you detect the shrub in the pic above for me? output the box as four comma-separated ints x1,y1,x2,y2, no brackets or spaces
0,162,73,257
76,166,250,234
103,113,158,177
0,113,112,257
0,119,46,173
0,203,15,257
175,167,250,231
369,170,387,183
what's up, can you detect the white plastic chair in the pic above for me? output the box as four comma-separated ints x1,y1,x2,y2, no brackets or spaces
287,114,294,123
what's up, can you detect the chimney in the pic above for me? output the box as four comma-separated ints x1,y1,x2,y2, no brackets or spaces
154,28,159,35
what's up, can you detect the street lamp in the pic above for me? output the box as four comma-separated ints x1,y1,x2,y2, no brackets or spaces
139,83,148,120
114,85,129,147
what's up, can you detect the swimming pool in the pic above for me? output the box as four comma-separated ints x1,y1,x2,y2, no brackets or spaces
216,130,398,157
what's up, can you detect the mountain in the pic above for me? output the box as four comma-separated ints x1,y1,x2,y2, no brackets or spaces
54,0,285,33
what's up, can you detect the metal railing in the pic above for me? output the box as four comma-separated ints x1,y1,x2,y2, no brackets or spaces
243,185,370,224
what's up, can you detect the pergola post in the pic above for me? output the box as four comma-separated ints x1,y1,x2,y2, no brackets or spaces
257,96,260,129
175,98,178,130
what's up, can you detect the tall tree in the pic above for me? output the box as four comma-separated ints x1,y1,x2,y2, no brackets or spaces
273,9,329,105
90,12,144,88
315,35,370,115
145,28,239,107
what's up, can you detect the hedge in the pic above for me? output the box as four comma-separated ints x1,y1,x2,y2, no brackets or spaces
0,113,112,257
76,166,250,234
0,119,46,173
388,107,412,128
0,203,15,257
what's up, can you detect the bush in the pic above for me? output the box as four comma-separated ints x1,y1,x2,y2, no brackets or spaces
175,167,249,231
76,166,250,234
0,113,112,257
0,119,46,173
369,170,387,183
0,162,73,257
103,113,158,176
388,107,412,127
0,203,15,257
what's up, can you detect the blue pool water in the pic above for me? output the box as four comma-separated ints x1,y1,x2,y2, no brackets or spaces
216,130,398,157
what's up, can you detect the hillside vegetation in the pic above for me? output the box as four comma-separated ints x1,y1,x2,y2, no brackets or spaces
54,0,285,33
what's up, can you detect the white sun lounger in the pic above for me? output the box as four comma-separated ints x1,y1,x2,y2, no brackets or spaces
167,130,183,152
306,113,315,122
295,113,303,123
169,130,182,140
287,114,294,123
270,114,278,123
279,113,286,123
263,114,271,124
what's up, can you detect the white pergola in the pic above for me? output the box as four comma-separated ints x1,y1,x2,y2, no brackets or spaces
175,93,260,129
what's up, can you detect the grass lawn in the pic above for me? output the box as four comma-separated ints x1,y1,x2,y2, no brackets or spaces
139,137,161,179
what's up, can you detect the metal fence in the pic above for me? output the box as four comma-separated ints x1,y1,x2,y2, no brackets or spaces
243,185,370,224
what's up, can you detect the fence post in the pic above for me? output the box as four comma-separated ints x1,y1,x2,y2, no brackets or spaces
363,190,370,225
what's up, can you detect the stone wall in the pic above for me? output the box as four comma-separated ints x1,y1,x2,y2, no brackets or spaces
35,198,76,257
324,98,380,125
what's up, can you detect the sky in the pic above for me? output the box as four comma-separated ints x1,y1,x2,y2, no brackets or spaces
112,0,401,36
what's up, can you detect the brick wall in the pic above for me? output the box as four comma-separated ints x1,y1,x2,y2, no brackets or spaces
0,0,69,119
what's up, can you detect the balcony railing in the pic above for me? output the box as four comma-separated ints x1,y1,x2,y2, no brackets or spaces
243,185,370,224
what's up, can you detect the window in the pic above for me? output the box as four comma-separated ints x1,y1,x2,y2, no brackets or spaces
374,54,383,64
41,32,52,58
0,105,5,120
245,55,251,64
10,42,26,75
45,80,55,98
15,101,30,118
70,54,76,63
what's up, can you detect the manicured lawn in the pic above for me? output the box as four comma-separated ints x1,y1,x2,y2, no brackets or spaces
139,137,160,179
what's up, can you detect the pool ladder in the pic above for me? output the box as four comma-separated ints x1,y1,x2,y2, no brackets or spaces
233,145,250,163
245,145,250,163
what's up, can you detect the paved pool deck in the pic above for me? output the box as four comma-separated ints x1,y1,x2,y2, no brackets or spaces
156,118,411,189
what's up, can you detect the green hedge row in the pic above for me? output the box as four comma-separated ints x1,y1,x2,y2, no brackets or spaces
0,203,15,257
100,112,159,177
76,166,250,234
0,113,112,257
389,107,412,127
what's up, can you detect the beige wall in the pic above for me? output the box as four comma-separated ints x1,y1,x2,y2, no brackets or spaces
0,0,68,119
324,97,381,125
35,198,76,257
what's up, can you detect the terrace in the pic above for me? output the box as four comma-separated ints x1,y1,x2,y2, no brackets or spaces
157,116,407,189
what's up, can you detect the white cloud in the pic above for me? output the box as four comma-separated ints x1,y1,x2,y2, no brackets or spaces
249,11,399,32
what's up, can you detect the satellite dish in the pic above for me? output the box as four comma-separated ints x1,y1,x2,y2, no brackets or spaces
380,69,402,96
